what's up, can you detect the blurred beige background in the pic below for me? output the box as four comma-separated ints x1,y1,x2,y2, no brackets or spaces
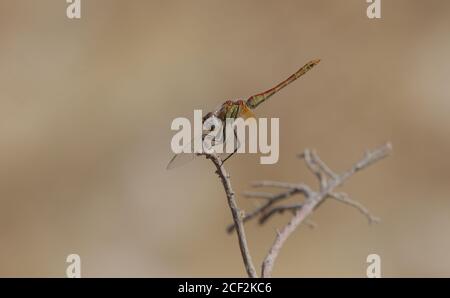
0,0,449,277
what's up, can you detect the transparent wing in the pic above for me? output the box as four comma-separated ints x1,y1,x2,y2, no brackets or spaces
166,136,199,170
166,118,241,170
166,130,225,170
166,151,197,170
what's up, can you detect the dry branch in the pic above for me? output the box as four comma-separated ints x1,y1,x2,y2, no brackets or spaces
205,143,392,278
204,152,258,278
260,143,392,277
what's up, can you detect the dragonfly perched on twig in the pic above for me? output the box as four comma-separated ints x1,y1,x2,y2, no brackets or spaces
167,59,321,170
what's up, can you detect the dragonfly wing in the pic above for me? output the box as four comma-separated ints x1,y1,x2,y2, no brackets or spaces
166,130,220,170
166,120,236,169
166,151,197,170
166,136,199,170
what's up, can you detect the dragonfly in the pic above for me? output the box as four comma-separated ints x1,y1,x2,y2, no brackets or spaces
166,59,321,170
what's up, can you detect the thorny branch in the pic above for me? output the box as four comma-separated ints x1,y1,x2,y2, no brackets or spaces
206,143,392,278
204,153,258,278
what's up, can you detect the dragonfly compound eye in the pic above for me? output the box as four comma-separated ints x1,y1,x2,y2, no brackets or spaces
202,112,213,122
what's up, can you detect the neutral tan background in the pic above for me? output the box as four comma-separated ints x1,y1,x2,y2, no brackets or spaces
1,0,449,277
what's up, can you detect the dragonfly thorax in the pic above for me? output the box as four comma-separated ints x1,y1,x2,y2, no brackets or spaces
203,99,255,124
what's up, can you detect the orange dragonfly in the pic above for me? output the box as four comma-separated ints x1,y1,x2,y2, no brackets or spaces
167,59,321,169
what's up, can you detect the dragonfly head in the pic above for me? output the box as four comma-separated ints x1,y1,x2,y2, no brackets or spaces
202,112,214,123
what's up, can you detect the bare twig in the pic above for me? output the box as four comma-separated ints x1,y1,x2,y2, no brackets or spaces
204,152,258,278
226,183,312,233
260,143,392,277
303,149,327,189
258,204,317,228
261,201,316,277
242,191,275,199
206,143,391,278
328,192,380,224
258,203,303,224
309,150,338,179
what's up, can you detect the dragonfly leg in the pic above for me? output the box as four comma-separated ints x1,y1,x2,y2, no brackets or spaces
222,127,240,164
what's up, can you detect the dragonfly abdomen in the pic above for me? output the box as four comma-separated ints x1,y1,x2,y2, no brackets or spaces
245,59,320,109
